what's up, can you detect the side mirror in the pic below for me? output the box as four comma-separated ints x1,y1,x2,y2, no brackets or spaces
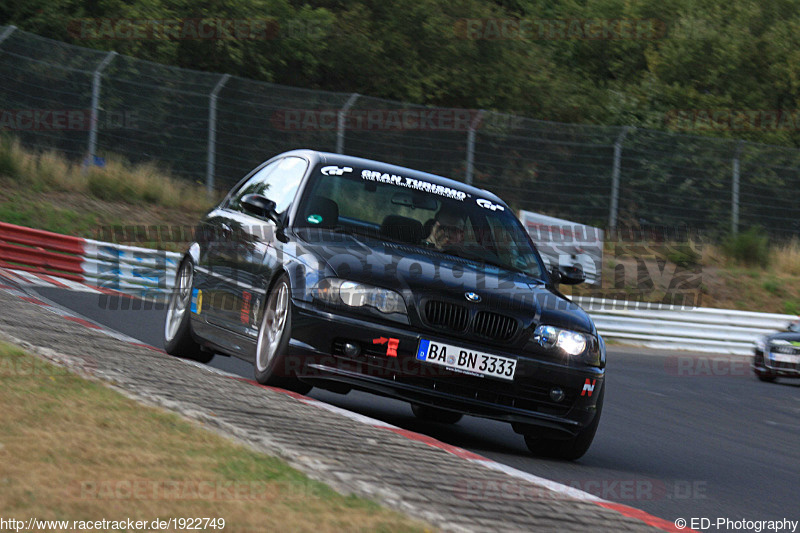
549,266,562,286
550,264,585,286
558,264,586,285
241,194,280,224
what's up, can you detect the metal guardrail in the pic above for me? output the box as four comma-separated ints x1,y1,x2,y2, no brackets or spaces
0,222,179,293
83,240,179,290
575,297,796,355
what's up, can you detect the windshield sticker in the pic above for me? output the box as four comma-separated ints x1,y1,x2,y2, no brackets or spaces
361,169,467,201
476,198,505,211
307,214,323,224
321,165,353,176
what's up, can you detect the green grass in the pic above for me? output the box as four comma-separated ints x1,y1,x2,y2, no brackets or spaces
0,196,98,236
0,341,431,532
762,278,783,296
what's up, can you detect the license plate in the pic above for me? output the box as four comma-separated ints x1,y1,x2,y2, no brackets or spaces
416,339,517,381
770,352,800,364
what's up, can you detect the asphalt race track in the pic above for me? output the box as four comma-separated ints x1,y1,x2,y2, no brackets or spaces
33,286,800,528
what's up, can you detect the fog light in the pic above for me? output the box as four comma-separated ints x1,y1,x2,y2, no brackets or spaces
343,342,361,357
549,387,565,402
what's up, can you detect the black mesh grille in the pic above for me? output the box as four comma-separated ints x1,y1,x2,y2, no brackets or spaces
424,300,469,331
423,300,518,342
473,311,518,341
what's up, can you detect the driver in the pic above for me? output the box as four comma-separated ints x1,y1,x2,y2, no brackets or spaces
423,208,466,250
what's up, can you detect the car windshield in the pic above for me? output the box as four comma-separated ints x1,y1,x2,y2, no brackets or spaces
296,163,545,278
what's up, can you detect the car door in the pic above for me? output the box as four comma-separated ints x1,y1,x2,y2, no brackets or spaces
217,156,310,343
196,159,282,338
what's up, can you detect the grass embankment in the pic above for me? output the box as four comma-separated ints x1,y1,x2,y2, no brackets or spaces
0,341,430,532
1,136,798,314
0,136,212,251
566,235,800,315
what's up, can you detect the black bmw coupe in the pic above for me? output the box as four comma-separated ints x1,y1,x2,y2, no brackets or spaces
164,150,605,459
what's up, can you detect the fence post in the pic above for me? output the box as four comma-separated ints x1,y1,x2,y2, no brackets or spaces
206,74,231,200
731,140,743,235
608,126,632,235
0,25,17,46
465,110,485,185
87,51,116,163
336,93,359,154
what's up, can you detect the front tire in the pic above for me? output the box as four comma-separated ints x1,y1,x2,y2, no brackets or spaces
524,385,604,461
164,259,213,364
254,274,311,394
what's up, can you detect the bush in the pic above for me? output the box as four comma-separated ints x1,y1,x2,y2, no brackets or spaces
87,167,136,200
721,227,770,268
762,278,782,295
666,244,702,268
0,136,22,180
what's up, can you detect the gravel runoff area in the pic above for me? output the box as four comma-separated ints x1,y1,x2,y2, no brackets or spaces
0,280,671,533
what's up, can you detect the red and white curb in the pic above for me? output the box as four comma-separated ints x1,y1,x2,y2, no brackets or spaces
0,221,179,294
0,266,692,533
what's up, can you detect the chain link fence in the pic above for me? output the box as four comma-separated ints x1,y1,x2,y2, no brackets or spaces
1,25,799,239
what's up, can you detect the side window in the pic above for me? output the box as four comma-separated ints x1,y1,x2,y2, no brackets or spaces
230,157,308,214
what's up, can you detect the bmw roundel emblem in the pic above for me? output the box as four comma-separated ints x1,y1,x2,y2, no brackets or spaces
465,292,482,303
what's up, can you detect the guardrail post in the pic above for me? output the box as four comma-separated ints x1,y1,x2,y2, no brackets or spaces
465,110,485,185
608,126,632,236
0,25,17,46
336,93,359,154
206,74,231,200
731,140,743,235
87,51,117,163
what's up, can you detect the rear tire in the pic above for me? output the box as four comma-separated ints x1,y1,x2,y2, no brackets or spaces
524,385,604,461
164,259,213,364
254,274,312,394
411,404,463,424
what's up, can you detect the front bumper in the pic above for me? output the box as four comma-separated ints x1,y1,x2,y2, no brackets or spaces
754,349,800,377
288,299,604,437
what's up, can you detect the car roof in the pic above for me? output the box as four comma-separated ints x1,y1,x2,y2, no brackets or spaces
277,149,507,207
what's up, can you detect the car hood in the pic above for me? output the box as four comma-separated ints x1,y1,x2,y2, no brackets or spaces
765,331,800,344
292,229,595,334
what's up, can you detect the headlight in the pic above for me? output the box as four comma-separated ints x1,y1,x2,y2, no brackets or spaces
533,325,587,356
312,278,407,315
755,336,767,352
